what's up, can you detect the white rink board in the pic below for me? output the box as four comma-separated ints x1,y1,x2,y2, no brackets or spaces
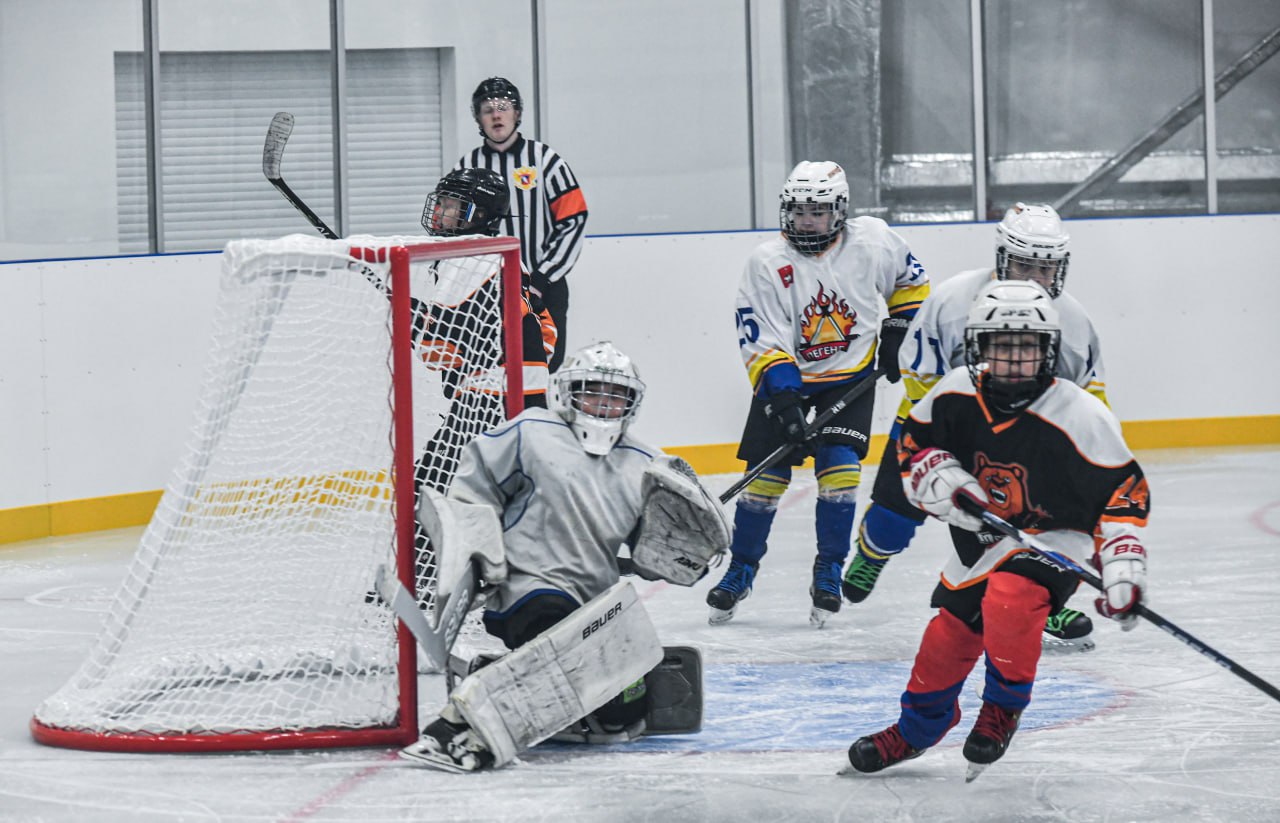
1,214,1279,508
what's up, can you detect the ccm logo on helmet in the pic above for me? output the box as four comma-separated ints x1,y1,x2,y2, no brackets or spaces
582,602,623,640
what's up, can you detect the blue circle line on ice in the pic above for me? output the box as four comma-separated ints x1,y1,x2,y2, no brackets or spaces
542,660,1117,754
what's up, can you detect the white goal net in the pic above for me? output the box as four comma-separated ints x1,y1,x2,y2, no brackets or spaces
31,233,522,751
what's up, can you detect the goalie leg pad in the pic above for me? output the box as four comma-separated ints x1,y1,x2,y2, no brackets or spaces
632,455,732,585
448,580,664,767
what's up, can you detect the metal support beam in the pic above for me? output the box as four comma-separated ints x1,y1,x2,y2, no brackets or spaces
1054,23,1280,217
969,0,988,221
142,0,163,253
330,0,349,237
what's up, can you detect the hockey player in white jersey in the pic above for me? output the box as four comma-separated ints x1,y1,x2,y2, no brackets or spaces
841,203,1107,651
708,161,930,627
399,341,730,771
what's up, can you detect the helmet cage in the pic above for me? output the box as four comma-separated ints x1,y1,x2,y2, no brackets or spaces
964,328,1061,414
779,161,849,255
994,202,1070,297
996,248,1069,299
553,341,646,456
555,369,645,456
421,169,508,237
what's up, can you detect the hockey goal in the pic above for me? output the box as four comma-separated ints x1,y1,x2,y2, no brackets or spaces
31,233,523,752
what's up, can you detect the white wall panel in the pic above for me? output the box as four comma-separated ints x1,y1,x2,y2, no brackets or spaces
0,268,47,507
1,214,1277,509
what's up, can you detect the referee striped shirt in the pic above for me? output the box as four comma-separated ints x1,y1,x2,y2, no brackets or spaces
454,136,588,292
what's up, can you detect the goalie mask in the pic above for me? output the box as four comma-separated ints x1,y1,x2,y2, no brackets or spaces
554,341,646,456
964,280,1062,414
995,202,1070,298
422,168,509,237
780,161,848,256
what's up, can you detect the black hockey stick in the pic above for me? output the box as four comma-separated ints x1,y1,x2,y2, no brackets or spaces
262,112,392,296
956,496,1280,703
718,368,884,504
263,112,341,241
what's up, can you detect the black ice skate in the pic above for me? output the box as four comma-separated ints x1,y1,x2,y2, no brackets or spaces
1042,607,1095,654
706,559,757,625
809,557,842,628
841,549,889,604
844,724,924,774
400,716,495,773
963,700,1022,782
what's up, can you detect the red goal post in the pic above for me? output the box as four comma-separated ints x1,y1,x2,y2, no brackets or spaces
31,234,523,752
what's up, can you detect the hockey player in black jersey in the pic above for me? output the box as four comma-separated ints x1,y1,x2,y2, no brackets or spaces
845,279,1149,781
844,203,1106,652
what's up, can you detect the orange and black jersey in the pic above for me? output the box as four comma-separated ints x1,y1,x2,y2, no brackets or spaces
899,369,1149,569
454,136,587,294
415,257,553,409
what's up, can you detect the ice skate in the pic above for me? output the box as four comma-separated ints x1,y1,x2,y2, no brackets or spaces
963,701,1021,782
809,557,842,628
841,550,889,604
706,559,756,625
400,716,495,773
1041,607,1095,653
843,724,924,774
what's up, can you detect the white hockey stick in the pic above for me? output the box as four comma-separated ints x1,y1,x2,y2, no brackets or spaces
375,561,480,673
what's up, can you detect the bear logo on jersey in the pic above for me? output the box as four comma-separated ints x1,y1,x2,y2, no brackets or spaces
973,452,1049,526
798,281,857,362
514,167,538,190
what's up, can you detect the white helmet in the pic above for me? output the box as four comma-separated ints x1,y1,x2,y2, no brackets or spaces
963,280,1062,414
995,202,1070,297
554,340,646,455
779,161,849,255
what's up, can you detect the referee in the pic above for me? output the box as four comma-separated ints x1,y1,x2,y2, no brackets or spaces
454,77,588,372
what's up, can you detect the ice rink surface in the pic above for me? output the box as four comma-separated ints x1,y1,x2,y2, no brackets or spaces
2,446,1278,822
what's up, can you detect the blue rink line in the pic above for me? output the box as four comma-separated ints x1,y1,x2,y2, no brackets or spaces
542,661,1117,754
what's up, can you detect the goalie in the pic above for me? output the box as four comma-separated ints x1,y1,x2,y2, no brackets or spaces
398,340,731,772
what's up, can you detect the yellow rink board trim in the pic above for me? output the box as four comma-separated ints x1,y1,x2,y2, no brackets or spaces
2,415,1278,546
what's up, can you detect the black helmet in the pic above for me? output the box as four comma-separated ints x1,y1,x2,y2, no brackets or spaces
471,77,523,120
421,168,509,237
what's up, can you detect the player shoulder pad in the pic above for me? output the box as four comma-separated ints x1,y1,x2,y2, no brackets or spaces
1029,382,1134,467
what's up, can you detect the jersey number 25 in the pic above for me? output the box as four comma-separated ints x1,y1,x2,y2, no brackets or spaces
736,307,760,346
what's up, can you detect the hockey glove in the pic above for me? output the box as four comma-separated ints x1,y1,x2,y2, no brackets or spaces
763,389,808,445
904,448,988,531
877,317,910,384
1091,535,1147,631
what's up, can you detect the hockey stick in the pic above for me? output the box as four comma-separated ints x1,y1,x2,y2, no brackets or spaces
262,112,393,296
718,368,884,504
375,561,479,673
955,496,1280,703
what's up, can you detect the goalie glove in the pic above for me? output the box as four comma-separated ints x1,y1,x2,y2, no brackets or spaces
904,448,988,532
630,456,731,586
1091,534,1147,630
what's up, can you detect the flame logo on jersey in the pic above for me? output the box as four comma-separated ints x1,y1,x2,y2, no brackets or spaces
798,281,857,362
974,452,1050,526
513,167,538,190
